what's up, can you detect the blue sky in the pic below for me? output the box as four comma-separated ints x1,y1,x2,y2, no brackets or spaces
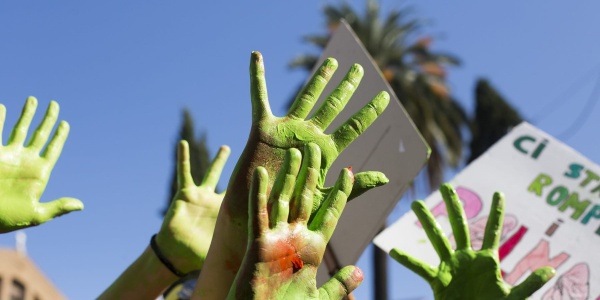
1,1,600,299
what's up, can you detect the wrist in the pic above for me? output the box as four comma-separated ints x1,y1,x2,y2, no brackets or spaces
151,234,190,277
98,246,178,300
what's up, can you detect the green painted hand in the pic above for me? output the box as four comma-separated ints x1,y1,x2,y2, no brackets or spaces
0,97,83,233
156,140,230,273
196,51,389,298
390,184,555,300
228,144,363,300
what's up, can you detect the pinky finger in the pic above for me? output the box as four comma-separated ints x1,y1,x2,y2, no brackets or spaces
42,121,69,165
507,266,555,300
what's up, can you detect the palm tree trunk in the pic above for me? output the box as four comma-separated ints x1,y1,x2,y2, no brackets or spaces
374,225,388,300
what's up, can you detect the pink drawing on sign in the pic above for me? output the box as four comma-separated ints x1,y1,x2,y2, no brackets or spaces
416,186,483,228
542,263,589,300
499,225,528,261
504,239,570,285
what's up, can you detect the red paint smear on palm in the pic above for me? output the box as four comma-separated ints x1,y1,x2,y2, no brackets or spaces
273,240,304,273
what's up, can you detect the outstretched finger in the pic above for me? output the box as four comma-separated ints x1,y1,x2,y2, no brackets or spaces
307,170,387,215
318,265,363,300
249,167,269,238
9,96,37,146
389,248,437,283
41,121,70,166
441,184,471,250
310,167,352,240
507,267,555,300
412,200,453,262
310,64,364,130
202,145,231,190
0,104,6,145
28,100,59,152
250,51,272,122
177,140,195,188
288,58,338,120
332,91,389,151
482,192,505,250
290,143,320,224
268,148,301,227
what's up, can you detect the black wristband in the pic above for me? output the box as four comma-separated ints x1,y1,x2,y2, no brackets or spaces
150,234,186,277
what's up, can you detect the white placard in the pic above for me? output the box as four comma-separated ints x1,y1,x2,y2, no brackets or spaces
375,122,600,299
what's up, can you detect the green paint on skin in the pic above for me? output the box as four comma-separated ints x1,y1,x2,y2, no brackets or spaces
156,141,231,273
228,145,364,300
199,51,390,299
390,184,556,300
0,97,83,233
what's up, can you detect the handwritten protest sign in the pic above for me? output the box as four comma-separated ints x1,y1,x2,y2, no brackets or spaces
375,122,600,299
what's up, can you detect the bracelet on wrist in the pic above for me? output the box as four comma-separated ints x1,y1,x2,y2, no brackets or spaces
150,234,186,277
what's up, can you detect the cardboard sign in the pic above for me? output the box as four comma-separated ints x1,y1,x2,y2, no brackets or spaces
308,20,430,284
375,122,600,299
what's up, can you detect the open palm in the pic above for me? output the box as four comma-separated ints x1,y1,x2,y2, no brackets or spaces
197,52,389,298
228,144,362,300
156,141,230,273
0,97,82,233
391,184,555,300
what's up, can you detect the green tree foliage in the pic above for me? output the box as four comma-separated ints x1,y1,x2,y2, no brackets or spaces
468,79,523,163
163,109,211,216
289,0,468,190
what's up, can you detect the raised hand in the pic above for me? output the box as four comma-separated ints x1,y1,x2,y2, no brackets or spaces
227,144,363,300
196,52,389,298
156,140,230,273
0,97,83,233
99,141,230,300
390,184,555,300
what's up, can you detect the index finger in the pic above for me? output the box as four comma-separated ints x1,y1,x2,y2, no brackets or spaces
201,145,231,190
309,167,353,240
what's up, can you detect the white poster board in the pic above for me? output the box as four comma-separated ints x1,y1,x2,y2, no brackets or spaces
375,122,600,299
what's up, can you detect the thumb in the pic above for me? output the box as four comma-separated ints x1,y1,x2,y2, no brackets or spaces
348,171,388,201
36,197,84,223
318,266,363,300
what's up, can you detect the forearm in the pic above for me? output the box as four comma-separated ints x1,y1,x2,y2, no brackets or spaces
191,219,241,299
98,246,178,300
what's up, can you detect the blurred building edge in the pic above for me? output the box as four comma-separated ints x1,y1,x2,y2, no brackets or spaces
0,248,65,300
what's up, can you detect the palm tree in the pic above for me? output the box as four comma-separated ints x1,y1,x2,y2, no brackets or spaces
163,109,211,216
289,0,468,190
468,79,522,163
